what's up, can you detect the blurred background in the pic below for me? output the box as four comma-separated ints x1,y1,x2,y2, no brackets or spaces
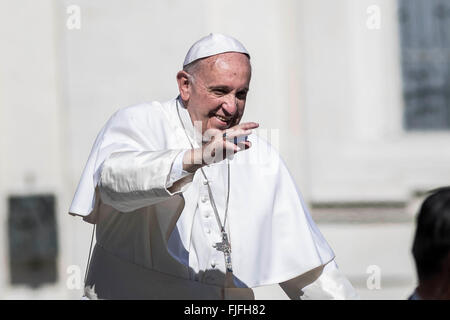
0,0,449,299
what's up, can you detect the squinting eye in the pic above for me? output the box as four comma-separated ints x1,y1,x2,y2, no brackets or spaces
236,92,248,100
213,90,227,95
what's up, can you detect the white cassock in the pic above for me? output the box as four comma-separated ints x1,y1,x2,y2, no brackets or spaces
69,96,359,300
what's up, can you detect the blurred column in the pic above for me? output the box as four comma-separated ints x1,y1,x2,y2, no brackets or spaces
0,0,68,298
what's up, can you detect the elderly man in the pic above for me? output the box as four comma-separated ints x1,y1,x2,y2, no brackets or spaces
69,33,358,299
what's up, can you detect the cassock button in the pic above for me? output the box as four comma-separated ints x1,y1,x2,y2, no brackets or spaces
210,261,216,268
205,228,211,234
201,196,208,203
203,180,209,185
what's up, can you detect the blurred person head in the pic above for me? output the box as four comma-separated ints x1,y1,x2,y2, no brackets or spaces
411,186,450,299
176,34,251,135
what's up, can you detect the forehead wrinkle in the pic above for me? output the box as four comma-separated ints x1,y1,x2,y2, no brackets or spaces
197,53,251,86
196,55,220,80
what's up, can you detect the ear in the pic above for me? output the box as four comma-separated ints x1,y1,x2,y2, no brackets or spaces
176,71,191,102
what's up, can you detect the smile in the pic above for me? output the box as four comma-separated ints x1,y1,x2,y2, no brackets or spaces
215,115,231,123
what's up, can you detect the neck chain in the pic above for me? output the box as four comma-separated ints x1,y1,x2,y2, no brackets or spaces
176,99,233,273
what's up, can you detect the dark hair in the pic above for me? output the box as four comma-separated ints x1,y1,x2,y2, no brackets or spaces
412,187,450,281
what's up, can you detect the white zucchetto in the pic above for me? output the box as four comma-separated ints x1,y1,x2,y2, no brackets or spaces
183,33,250,67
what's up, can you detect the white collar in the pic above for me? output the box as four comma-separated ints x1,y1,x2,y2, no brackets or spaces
176,96,202,148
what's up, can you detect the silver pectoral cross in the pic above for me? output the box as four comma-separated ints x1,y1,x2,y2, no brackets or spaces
215,231,233,273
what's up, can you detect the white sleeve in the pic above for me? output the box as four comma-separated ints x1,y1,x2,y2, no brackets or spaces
300,260,360,300
99,149,194,212
166,149,192,188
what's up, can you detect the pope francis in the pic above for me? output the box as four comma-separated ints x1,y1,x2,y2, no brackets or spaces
69,33,358,300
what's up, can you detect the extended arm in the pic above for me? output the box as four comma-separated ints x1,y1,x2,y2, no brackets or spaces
99,149,194,212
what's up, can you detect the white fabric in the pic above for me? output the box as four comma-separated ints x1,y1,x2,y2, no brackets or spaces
166,150,190,188
69,96,357,297
300,260,359,299
83,243,357,300
164,140,358,296
183,33,250,67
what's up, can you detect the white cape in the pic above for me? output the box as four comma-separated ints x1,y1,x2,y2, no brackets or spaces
69,97,335,288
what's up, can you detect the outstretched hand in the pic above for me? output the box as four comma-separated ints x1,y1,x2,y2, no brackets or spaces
183,122,259,172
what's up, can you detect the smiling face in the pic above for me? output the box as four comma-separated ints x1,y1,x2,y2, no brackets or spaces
177,52,251,134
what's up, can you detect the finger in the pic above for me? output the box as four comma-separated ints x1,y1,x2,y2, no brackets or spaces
237,140,252,150
223,122,259,140
223,129,253,141
223,140,252,154
222,140,240,153
227,122,259,132
202,128,223,143
213,141,238,161
236,122,259,130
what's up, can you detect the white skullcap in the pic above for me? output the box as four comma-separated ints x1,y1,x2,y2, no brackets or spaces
183,33,250,67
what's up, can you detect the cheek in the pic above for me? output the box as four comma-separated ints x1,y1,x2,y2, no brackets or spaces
203,97,223,114
238,103,246,115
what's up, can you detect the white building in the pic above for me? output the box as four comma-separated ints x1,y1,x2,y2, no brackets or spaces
0,0,448,299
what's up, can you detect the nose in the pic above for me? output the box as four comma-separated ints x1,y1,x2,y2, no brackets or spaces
221,94,238,115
